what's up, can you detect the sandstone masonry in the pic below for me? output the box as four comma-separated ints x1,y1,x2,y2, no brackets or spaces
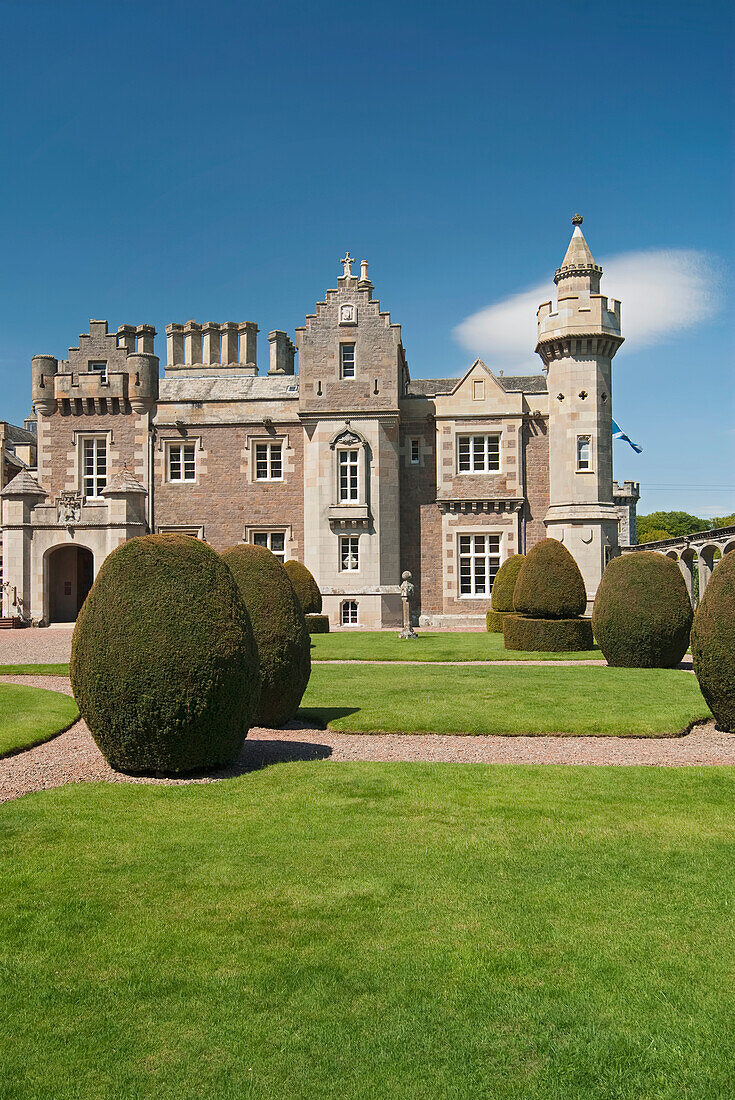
1,226,639,627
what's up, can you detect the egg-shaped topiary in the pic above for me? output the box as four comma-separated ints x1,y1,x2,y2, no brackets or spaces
70,533,259,774
284,559,323,615
222,543,311,727
592,552,692,667
691,551,735,731
491,554,525,612
513,538,587,619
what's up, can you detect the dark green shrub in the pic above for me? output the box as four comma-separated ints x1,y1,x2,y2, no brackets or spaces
491,554,525,612
503,614,593,652
306,614,330,634
222,544,311,727
486,609,507,633
592,552,692,667
513,539,587,619
691,552,735,731
70,533,258,774
285,559,323,615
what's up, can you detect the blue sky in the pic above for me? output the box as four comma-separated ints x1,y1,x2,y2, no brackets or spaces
0,0,731,517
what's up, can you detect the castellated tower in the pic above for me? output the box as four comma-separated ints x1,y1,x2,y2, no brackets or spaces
535,217,624,603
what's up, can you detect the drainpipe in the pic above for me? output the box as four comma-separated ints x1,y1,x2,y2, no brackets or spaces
147,419,156,533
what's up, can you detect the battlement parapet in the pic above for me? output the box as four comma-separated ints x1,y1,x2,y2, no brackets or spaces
537,293,621,341
165,320,259,376
613,480,640,500
32,321,159,415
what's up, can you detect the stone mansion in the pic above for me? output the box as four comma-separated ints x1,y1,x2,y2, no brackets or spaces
1,219,639,628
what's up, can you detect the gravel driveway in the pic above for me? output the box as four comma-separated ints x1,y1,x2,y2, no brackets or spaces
1,674,732,805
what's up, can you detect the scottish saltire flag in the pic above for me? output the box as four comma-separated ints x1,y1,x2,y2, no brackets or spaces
611,419,643,454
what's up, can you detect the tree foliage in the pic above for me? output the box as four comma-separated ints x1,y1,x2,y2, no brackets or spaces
637,512,710,543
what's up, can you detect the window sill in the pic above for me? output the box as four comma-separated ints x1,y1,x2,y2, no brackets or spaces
328,503,369,521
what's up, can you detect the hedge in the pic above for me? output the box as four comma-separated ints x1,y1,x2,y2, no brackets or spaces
306,614,330,634
70,533,258,774
513,539,587,619
503,614,594,653
691,551,735,731
285,559,323,615
221,543,311,727
491,554,525,612
592,552,692,667
486,609,509,633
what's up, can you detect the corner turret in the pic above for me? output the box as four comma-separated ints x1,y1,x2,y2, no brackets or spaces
536,217,625,604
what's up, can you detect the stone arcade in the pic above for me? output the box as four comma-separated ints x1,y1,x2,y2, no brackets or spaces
1,220,638,628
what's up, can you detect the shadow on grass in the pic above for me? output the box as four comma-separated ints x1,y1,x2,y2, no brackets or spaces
298,707,359,729
112,737,334,781
232,737,333,772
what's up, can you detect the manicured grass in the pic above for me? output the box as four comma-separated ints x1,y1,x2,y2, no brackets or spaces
311,630,602,662
0,683,79,756
0,663,70,676
300,664,710,736
1,767,734,1099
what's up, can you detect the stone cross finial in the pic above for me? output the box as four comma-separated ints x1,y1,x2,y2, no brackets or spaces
340,252,354,277
572,214,583,226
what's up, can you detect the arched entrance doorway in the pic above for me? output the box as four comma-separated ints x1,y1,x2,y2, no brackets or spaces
48,546,94,623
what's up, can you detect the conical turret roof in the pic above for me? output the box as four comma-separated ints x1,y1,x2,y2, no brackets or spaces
554,215,602,285
102,468,147,495
1,468,47,497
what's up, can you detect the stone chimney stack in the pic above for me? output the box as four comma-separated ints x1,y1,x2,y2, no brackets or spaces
268,331,296,375
238,322,259,374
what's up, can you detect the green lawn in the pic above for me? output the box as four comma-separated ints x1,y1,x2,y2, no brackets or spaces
1,767,733,1099
311,630,602,662
300,664,710,736
0,683,79,757
0,663,70,676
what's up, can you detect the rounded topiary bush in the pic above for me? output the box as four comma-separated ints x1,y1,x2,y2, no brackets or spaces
503,614,593,652
592,552,692,668
513,538,587,619
70,533,259,774
491,554,525,612
306,614,330,634
222,544,311,727
691,551,735,731
284,559,322,615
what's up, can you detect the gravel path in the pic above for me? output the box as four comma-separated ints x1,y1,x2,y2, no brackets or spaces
0,626,74,664
1,674,732,804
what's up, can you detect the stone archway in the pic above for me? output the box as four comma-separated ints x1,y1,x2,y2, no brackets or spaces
48,545,94,623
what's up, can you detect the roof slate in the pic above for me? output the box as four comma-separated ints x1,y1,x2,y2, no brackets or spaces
405,373,547,397
158,376,300,402
1,468,47,497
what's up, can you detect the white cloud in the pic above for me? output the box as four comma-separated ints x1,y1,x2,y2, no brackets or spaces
454,249,724,371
